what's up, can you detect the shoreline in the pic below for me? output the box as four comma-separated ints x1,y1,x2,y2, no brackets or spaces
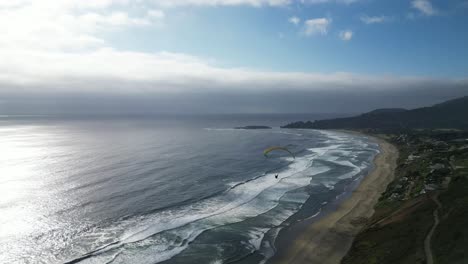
270,133,399,264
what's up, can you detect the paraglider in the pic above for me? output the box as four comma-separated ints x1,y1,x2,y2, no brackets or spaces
264,146,294,180
263,146,295,159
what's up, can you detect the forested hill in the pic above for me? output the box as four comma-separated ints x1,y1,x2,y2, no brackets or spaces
282,96,468,130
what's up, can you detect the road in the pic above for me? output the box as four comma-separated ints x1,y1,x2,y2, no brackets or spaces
424,192,442,264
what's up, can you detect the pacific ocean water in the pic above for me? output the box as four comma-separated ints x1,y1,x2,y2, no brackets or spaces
0,114,379,264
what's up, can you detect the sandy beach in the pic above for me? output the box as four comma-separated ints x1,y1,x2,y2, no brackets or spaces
272,135,399,264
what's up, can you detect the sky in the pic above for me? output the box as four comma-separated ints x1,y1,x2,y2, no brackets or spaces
0,0,467,114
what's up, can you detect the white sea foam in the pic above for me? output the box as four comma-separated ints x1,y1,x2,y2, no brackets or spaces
275,131,303,136
70,151,327,263
247,228,268,251
304,208,322,221
69,130,379,264
308,144,341,157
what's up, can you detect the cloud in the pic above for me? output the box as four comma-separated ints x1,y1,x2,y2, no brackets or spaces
1,47,465,95
300,0,360,4
303,18,331,36
360,15,390,24
147,9,166,19
0,0,466,115
0,1,165,51
339,0,359,3
152,0,358,7
77,11,155,27
151,0,292,7
0,45,466,114
339,30,353,41
288,16,300,25
411,0,437,16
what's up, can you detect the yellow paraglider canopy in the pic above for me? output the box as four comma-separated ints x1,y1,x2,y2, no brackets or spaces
263,146,295,159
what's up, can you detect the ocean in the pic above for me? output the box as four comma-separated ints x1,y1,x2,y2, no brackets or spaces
0,115,379,264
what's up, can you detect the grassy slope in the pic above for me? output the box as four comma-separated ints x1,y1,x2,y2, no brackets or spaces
342,140,432,264
342,198,434,264
342,185,435,264
432,154,468,264
343,134,468,264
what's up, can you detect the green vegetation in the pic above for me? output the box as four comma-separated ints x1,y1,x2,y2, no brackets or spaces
342,197,434,264
342,131,468,264
280,96,468,263
432,151,468,264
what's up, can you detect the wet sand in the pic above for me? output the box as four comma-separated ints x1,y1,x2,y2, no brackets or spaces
272,135,398,264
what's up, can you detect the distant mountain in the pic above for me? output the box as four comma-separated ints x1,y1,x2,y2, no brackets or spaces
282,96,468,130
364,108,407,115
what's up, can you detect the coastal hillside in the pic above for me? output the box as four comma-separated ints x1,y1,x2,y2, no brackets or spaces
341,130,468,264
281,96,468,263
282,96,468,130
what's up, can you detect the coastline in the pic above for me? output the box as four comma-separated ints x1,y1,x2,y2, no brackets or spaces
270,133,399,264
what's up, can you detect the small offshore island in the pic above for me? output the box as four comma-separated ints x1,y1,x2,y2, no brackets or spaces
275,96,468,264
234,125,272,129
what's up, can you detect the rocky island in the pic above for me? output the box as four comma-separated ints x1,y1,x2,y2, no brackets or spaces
234,125,272,129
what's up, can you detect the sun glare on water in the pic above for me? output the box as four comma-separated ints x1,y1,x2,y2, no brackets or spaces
0,125,70,261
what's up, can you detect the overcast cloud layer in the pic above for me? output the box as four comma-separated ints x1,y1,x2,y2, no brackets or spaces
0,0,467,114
